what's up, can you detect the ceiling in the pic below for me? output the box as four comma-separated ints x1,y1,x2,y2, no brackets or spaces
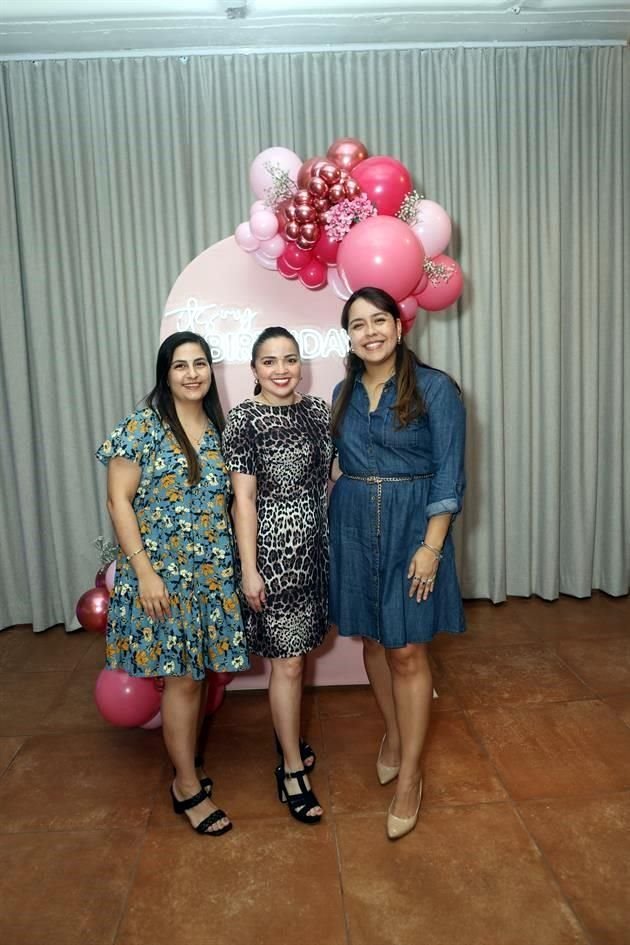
0,0,628,57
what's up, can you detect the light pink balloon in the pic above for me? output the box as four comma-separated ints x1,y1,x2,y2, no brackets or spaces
235,221,260,252
253,249,278,271
328,266,352,301
411,200,452,259
250,199,267,215
249,209,279,241
249,146,302,200
259,234,286,259
398,295,419,321
141,709,162,730
105,560,116,592
416,255,463,311
337,216,425,301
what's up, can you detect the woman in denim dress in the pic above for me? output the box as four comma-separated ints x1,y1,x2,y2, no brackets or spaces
329,287,466,840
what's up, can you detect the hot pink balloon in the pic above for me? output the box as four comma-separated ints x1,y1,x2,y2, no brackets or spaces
94,669,162,727
205,681,226,716
416,256,464,311
249,146,302,200
278,255,298,279
249,209,279,241
299,259,328,290
398,295,419,321
352,156,412,217
210,671,234,686
284,243,313,271
235,221,260,252
328,266,352,301
337,216,425,301
259,234,286,259
141,709,162,730
411,199,452,258
76,586,109,633
400,311,417,336
313,231,339,266
413,272,429,296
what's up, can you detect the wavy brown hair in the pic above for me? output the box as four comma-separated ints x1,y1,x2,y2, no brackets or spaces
331,287,425,437
146,331,225,486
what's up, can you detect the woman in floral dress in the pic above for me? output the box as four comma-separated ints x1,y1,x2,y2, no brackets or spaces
97,331,248,836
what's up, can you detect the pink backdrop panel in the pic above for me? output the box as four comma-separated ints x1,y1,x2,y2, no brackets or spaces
162,236,367,688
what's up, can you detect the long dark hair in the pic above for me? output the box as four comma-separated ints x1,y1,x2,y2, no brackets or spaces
146,331,225,486
331,287,425,437
251,326,300,395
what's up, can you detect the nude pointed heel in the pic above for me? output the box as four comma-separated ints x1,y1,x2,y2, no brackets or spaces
387,779,423,841
376,735,400,786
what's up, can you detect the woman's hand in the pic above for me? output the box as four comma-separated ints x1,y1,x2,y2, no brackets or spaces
242,569,266,613
138,570,171,621
407,545,440,603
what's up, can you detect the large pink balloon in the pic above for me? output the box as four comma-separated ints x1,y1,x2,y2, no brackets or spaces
416,256,464,311
94,669,161,727
411,199,452,259
352,156,412,216
337,216,425,301
249,147,302,200
76,586,109,633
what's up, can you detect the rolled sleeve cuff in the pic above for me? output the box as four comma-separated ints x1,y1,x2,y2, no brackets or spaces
425,496,461,519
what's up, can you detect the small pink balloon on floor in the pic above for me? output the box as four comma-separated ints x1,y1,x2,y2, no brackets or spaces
141,709,163,730
94,669,161,727
76,586,110,633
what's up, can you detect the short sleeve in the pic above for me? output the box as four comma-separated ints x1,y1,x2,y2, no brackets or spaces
222,406,257,476
96,408,160,468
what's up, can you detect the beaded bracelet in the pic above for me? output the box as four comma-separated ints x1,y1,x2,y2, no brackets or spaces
421,541,443,561
126,547,145,562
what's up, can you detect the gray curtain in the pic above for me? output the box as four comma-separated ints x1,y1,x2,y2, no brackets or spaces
0,45,627,630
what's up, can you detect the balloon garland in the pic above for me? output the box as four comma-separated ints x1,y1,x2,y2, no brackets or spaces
235,138,464,333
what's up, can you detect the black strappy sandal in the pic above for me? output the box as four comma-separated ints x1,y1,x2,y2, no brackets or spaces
172,754,213,796
170,785,232,836
274,765,322,825
273,731,316,771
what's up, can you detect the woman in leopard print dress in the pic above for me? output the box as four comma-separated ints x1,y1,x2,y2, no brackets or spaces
222,327,332,825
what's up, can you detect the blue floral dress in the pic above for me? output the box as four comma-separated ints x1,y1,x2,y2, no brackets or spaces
96,408,249,679
329,365,466,646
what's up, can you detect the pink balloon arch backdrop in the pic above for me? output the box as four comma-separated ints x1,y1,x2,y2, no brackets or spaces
79,137,463,705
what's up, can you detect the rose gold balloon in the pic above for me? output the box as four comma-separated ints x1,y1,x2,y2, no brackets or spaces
318,163,341,186
294,189,312,206
285,221,300,241
297,233,316,250
344,179,362,199
284,202,297,221
308,177,328,198
318,211,330,225
328,183,345,204
301,222,320,243
313,197,329,213
295,204,316,224
326,137,369,173
297,156,328,189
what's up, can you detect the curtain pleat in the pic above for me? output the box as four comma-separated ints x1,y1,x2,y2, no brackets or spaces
0,45,627,630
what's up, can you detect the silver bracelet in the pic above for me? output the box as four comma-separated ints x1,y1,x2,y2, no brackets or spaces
421,540,443,561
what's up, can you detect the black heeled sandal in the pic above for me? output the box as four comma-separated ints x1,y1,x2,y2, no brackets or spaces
274,764,322,825
273,731,316,771
170,785,232,836
172,755,213,796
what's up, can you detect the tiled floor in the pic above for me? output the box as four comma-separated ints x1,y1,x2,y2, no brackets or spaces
1,594,629,945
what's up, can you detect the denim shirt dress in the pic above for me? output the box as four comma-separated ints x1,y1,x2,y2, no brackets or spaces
329,364,466,646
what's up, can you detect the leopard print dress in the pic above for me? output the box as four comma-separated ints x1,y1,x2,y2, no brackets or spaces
222,396,332,658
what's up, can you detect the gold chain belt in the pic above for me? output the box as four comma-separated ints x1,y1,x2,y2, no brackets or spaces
343,472,434,535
